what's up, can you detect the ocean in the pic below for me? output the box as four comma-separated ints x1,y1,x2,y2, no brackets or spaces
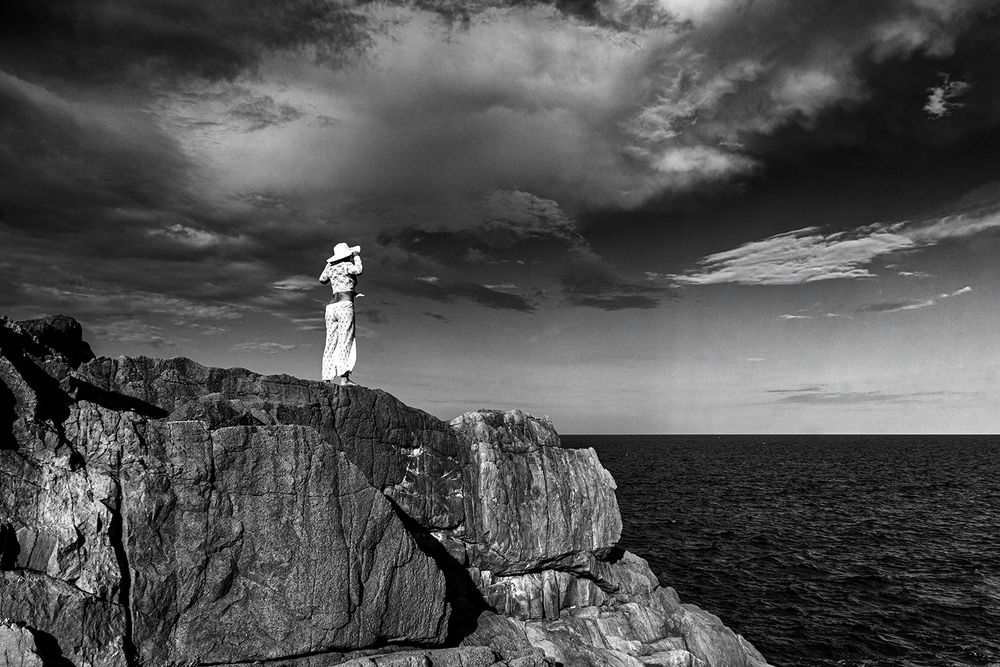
562,435,1000,667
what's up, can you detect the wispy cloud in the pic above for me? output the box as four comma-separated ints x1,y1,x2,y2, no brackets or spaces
89,320,174,348
272,276,317,291
765,385,959,405
231,341,298,353
943,286,973,298
858,285,972,314
671,211,1000,286
857,298,937,313
671,225,914,286
778,311,840,321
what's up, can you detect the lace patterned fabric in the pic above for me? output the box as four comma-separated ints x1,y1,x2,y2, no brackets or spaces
319,255,363,294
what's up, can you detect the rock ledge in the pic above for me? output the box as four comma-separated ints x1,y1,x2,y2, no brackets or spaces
0,315,770,667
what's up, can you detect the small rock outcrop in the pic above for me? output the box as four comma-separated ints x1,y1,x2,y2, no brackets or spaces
0,315,771,667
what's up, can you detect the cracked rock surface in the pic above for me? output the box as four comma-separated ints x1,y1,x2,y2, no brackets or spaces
0,315,771,667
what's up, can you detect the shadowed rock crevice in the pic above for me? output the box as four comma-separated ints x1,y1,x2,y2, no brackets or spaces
0,523,19,570
0,319,72,427
24,626,75,667
17,315,95,369
385,500,490,646
0,377,16,451
69,379,169,420
106,487,138,667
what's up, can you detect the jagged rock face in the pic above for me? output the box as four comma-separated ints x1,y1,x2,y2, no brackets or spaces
76,355,468,531
122,422,448,664
452,410,622,574
0,570,128,666
0,315,771,667
0,317,449,665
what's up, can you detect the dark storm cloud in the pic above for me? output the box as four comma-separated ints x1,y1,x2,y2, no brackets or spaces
560,250,671,311
0,72,191,231
377,190,671,310
586,0,1000,197
0,0,369,87
378,278,535,313
378,190,586,264
5,0,1000,345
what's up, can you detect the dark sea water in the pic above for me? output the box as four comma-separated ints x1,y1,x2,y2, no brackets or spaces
562,435,1000,667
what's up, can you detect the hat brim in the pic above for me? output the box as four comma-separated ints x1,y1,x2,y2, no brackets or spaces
327,245,360,262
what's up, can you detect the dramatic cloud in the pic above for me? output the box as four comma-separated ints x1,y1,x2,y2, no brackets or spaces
380,190,668,310
0,0,370,87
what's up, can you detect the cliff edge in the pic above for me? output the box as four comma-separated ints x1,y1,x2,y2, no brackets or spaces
0,315,771,667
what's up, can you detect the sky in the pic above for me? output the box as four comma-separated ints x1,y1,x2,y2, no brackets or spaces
3,0,1000,434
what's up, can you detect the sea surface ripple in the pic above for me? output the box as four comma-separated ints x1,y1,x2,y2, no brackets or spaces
564,435,1000,667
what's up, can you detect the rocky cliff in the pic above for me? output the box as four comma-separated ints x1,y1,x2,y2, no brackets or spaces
0,315,771,667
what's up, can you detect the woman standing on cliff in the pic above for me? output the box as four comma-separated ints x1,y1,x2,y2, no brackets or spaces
319,242,362,386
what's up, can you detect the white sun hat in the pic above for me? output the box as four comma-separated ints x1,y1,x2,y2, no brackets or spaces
327,242,361,263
